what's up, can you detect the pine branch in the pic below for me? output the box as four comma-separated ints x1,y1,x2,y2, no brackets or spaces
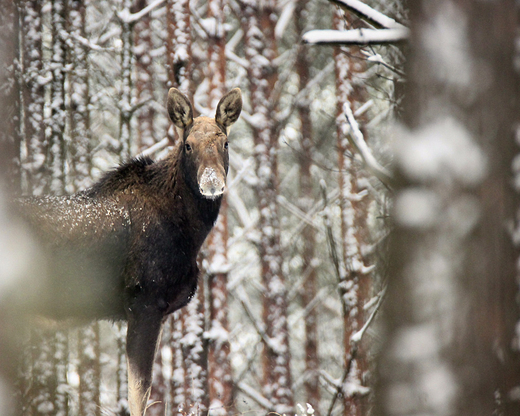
117,0,166,24
350,287,386,344
237,382,274,410
303,28,409,46
234,286,283,355
329,0,407,30
137,138,170,159
343,101,394,189
320,180,346,286
325,289,385,416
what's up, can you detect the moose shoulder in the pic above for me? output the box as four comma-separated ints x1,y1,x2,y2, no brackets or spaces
16,88,242,416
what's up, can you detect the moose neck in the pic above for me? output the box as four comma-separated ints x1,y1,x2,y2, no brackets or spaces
160,148,223,246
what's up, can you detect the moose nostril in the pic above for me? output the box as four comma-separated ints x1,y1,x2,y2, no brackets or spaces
199,167,225,199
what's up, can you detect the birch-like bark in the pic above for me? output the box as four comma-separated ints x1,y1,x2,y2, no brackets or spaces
19,0,46,195
67,0,92,192
0,0,20,191
78,324,101,416
48,0,67,195
134,0,155,151
119,0,134,160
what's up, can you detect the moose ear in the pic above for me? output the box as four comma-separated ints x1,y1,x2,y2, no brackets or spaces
215,88,242,132
167,88,193,131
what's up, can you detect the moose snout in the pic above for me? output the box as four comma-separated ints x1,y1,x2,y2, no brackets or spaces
199,167,226,199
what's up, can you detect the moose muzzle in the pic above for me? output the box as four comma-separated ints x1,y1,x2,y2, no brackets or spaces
199,167,225,199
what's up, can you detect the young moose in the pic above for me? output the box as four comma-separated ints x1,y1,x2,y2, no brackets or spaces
17,88,242,416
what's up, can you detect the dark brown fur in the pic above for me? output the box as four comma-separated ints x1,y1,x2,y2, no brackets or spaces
12,88,242,416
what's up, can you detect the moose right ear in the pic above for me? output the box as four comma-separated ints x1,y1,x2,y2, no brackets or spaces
167,88,193,131
215,88,242,133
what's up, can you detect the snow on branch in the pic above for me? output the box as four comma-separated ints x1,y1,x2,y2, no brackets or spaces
117,0,166,24
237,382,274,409
234,286,283,356
275,0,296,40
277,194,321,230
302,0,409,46
329,0,406,30
343,101,394,189
350,287,386,344
137,138,170,159
303,28,409,46
62,31,114,51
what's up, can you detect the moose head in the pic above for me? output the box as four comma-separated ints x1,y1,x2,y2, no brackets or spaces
167,88,242,200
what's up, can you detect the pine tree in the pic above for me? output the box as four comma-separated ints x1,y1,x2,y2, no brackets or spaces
134,0,156,151
19,0,46,194
0,0,20,189
377,1,520,415
205,0,234,415
294,0,320,408
239,0,293,412
333,7,373,415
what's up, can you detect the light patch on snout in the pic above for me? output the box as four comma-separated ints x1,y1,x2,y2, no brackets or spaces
199,167,225,199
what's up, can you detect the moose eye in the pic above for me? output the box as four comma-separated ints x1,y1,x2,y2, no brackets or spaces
224,141,229,150
185,143,192,152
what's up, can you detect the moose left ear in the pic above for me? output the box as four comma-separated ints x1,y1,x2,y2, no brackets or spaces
167,88,194,131
215,88,242,132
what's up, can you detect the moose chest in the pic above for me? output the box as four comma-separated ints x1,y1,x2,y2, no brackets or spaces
123,197,218,318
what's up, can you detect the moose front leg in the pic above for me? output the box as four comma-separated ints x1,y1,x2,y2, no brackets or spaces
126,307,164,416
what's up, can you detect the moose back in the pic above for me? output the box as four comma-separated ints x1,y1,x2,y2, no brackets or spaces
12,88,242,416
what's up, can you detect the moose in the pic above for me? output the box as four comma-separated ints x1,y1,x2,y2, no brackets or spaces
9,88,242,416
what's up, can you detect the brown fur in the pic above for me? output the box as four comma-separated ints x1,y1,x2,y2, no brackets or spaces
10,88,242,416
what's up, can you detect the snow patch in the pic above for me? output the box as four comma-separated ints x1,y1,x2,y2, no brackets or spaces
394,117,487,186
394,189,440,229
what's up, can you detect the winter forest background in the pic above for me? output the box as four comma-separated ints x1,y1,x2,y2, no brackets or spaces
1,1,520,416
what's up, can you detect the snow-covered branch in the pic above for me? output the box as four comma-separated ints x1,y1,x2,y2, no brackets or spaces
343,101,394,189
275,0,296,40
237,382,274,409
137,138,170,159
350,288,386,344
235,286,283,355
329,0,406,30
303,28,409,46
277,194,321,230
117,0,166,24
62,31,114,51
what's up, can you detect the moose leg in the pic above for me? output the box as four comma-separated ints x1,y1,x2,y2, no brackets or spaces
126,308,163,416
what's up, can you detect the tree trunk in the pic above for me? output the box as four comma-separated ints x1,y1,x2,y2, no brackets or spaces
68,0,92,191
19,0,46,195
333,7,373,416
134,0,155,152
48,0,67,194
119,0,134,160
78,324,101,416
376,1,520,415
205,1,234,414
0,0,21,191
240,1,294,412
295,0,320,408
